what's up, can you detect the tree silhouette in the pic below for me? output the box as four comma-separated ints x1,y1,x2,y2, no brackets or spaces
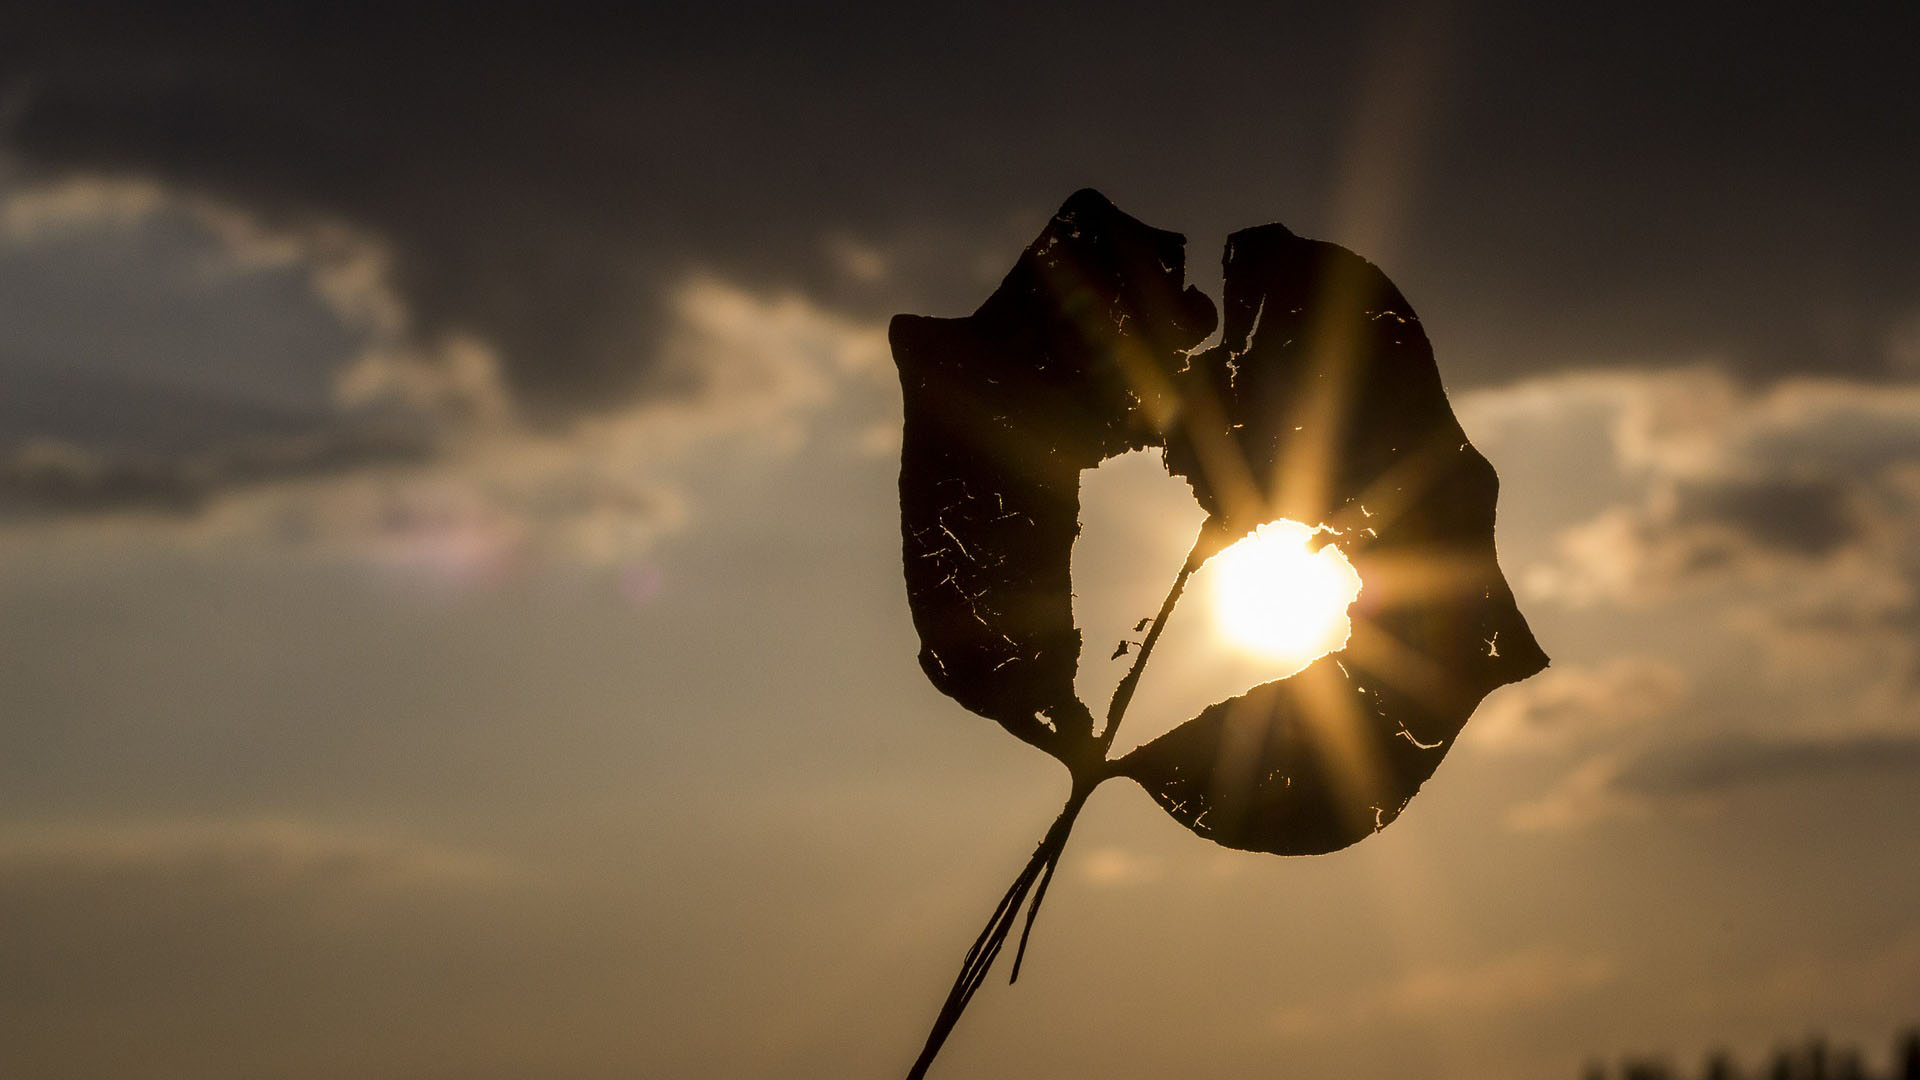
1583,1029,1920,1080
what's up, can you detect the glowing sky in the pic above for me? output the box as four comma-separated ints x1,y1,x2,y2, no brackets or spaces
3,6,1919,1079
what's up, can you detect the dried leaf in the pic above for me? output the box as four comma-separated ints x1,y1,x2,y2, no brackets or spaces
1117,223,1549,854
891,189,1215,769
891,191,1547,1077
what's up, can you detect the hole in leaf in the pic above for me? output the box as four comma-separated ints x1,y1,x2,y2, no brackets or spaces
1206,520,1362,664
1102,523,1364,756
1070,449,1206,720
1071,453,1369,757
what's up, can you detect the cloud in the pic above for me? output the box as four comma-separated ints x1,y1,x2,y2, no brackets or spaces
0,818,510,907
1507,733,1920,832
1463,369,1920,828
0,171,168,236
1669,477,1858,558
1468,371,1920,735
1078,845,1165,888
1481,370,1920,608
2,9,938,420
1503,753,1656,832
0,425,434,515
1615,733,1920,799
7,2,1918,426
1479,372,1920,759
0,174,500,515
1271,949,1616,1035
6,11,652,414
0,259,890,572
1464,367,1920,490
1467,657,1689,754
0,173,514,424
0,171,893,567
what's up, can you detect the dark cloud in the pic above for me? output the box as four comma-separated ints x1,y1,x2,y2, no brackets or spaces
1617,733,1920,798
0,422,433,515
0,363,340,460
1672,478,1859,558
1514,731,1920,830
4,1,1917,425
1494,371,1920,608
1555,476,1878,600
0,178,450,516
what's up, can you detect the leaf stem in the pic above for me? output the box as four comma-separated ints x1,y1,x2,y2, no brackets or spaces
1098,525,1209,756
903,525,1210,1079
903,784,1091,1080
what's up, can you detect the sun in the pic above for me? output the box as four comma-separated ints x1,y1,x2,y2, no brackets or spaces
1208,520,1363,665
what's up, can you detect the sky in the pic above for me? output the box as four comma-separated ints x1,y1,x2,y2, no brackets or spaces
2,4,1919,1078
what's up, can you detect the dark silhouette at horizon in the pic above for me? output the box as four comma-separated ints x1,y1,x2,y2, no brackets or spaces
1586,1028,1920,1080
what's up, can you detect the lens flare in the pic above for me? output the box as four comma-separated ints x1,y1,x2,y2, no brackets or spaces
1209,520,1362,664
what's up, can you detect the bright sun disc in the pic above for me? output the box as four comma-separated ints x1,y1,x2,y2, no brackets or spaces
1209,520,1363,664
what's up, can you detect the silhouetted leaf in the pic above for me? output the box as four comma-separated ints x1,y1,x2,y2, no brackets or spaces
891,189,1215,770
1118,223,1548,854
891,191,1546,1077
